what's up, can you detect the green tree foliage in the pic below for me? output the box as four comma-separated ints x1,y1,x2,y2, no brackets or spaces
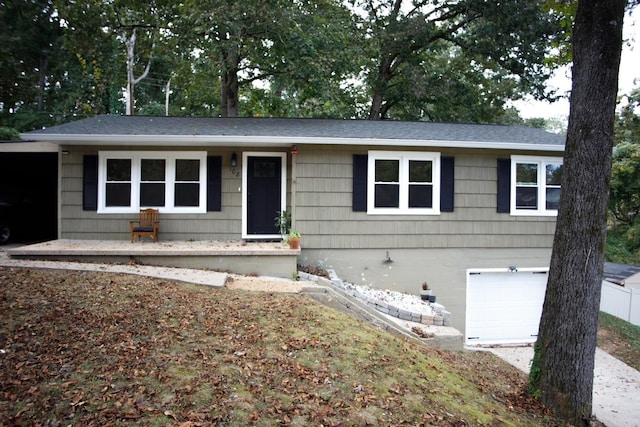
2,0,576,126
607,87,640,264
55,0,180,116
177,0,362,117
355,0,569,121
0,0,66,129
610,142,640,225
0,127,21,141
616,87,640,145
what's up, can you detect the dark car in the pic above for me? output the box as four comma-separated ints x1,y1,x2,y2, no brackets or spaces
0,186,38,245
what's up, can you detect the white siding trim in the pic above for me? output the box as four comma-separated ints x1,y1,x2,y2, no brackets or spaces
30,134,565,152
510,155,563,217
97,151,207,214
367,150,441,215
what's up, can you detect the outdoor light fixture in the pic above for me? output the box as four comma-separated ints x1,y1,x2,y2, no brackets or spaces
291,144,298,155
230,152,238,167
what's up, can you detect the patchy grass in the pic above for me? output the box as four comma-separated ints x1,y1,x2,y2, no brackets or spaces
598,311,640,371
0,267,561,426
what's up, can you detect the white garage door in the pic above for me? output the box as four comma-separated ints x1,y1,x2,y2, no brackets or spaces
466,268,548,345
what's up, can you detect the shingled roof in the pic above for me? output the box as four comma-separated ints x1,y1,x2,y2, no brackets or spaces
22,115,565,151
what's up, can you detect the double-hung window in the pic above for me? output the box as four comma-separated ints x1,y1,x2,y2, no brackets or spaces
367,151,441,214
511,155,563,216
98,151,207,213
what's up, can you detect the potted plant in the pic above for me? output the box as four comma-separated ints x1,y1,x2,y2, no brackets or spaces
274,210,291,242
420,282,432,301
288,230,301,249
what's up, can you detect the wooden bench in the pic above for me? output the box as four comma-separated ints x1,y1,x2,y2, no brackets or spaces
130,208,159,242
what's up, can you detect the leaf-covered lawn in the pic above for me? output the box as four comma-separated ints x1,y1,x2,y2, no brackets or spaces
0,267,557,426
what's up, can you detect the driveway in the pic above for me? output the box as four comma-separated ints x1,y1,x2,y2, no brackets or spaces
484,345,640,426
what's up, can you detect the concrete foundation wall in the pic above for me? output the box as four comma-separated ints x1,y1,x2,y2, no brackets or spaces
22,254,297,280
298,247,553,333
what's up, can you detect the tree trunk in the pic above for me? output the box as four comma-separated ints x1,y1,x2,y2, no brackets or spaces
220,47,240,118
368,59,394,121
125,29,137,116
529,0,625,425
124,27,154,116
368,91,385,120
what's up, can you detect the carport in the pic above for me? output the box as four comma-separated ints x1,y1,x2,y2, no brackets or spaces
0,141,58,244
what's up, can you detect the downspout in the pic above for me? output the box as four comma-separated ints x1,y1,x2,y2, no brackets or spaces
290,147,297,231
57,146,64,239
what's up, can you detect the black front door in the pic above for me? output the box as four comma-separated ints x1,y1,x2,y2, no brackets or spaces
246,156,282,236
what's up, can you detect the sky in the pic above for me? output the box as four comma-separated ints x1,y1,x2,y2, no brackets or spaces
514,10,638,121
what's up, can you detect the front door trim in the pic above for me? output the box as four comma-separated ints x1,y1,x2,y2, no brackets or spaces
242,152,287,239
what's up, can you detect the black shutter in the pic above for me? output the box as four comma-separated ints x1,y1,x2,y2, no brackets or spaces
83,155,98,211
497,158,511,213
440,156,455,212
207,156,222,212
352,154,368,212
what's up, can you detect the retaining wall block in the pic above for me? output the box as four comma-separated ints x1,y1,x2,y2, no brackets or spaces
398,308,413,319
431,303,445,314
433,315,444,326
421,314,434,325
399,311,413,321
297,272,313,281
375,299,389,309
331,280,345,290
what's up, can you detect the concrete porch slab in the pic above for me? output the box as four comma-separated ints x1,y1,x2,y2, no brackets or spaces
7,239,300,279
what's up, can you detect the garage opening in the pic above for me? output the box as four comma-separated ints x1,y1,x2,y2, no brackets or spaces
0,152,57,244
465,268,548,345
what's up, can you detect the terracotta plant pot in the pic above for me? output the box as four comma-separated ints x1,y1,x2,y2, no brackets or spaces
288,237,301,249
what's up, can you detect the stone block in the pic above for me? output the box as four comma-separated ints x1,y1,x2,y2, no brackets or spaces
399,311,412,321
398,308,412,319
376,306,389,314
421,314,434,325
431,303,445,314
375,299,389,309
434,315,444,326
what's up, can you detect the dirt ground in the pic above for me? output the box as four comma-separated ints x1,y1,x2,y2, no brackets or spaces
225,274,307,293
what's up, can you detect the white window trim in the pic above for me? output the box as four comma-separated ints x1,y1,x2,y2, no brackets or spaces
367,150,441,215
510,155,563,217
97,151,207,214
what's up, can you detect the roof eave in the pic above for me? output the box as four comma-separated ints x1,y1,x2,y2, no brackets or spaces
21,134,565,152
0,141,59,152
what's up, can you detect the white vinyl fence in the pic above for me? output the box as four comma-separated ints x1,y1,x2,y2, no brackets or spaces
600,280,640,326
